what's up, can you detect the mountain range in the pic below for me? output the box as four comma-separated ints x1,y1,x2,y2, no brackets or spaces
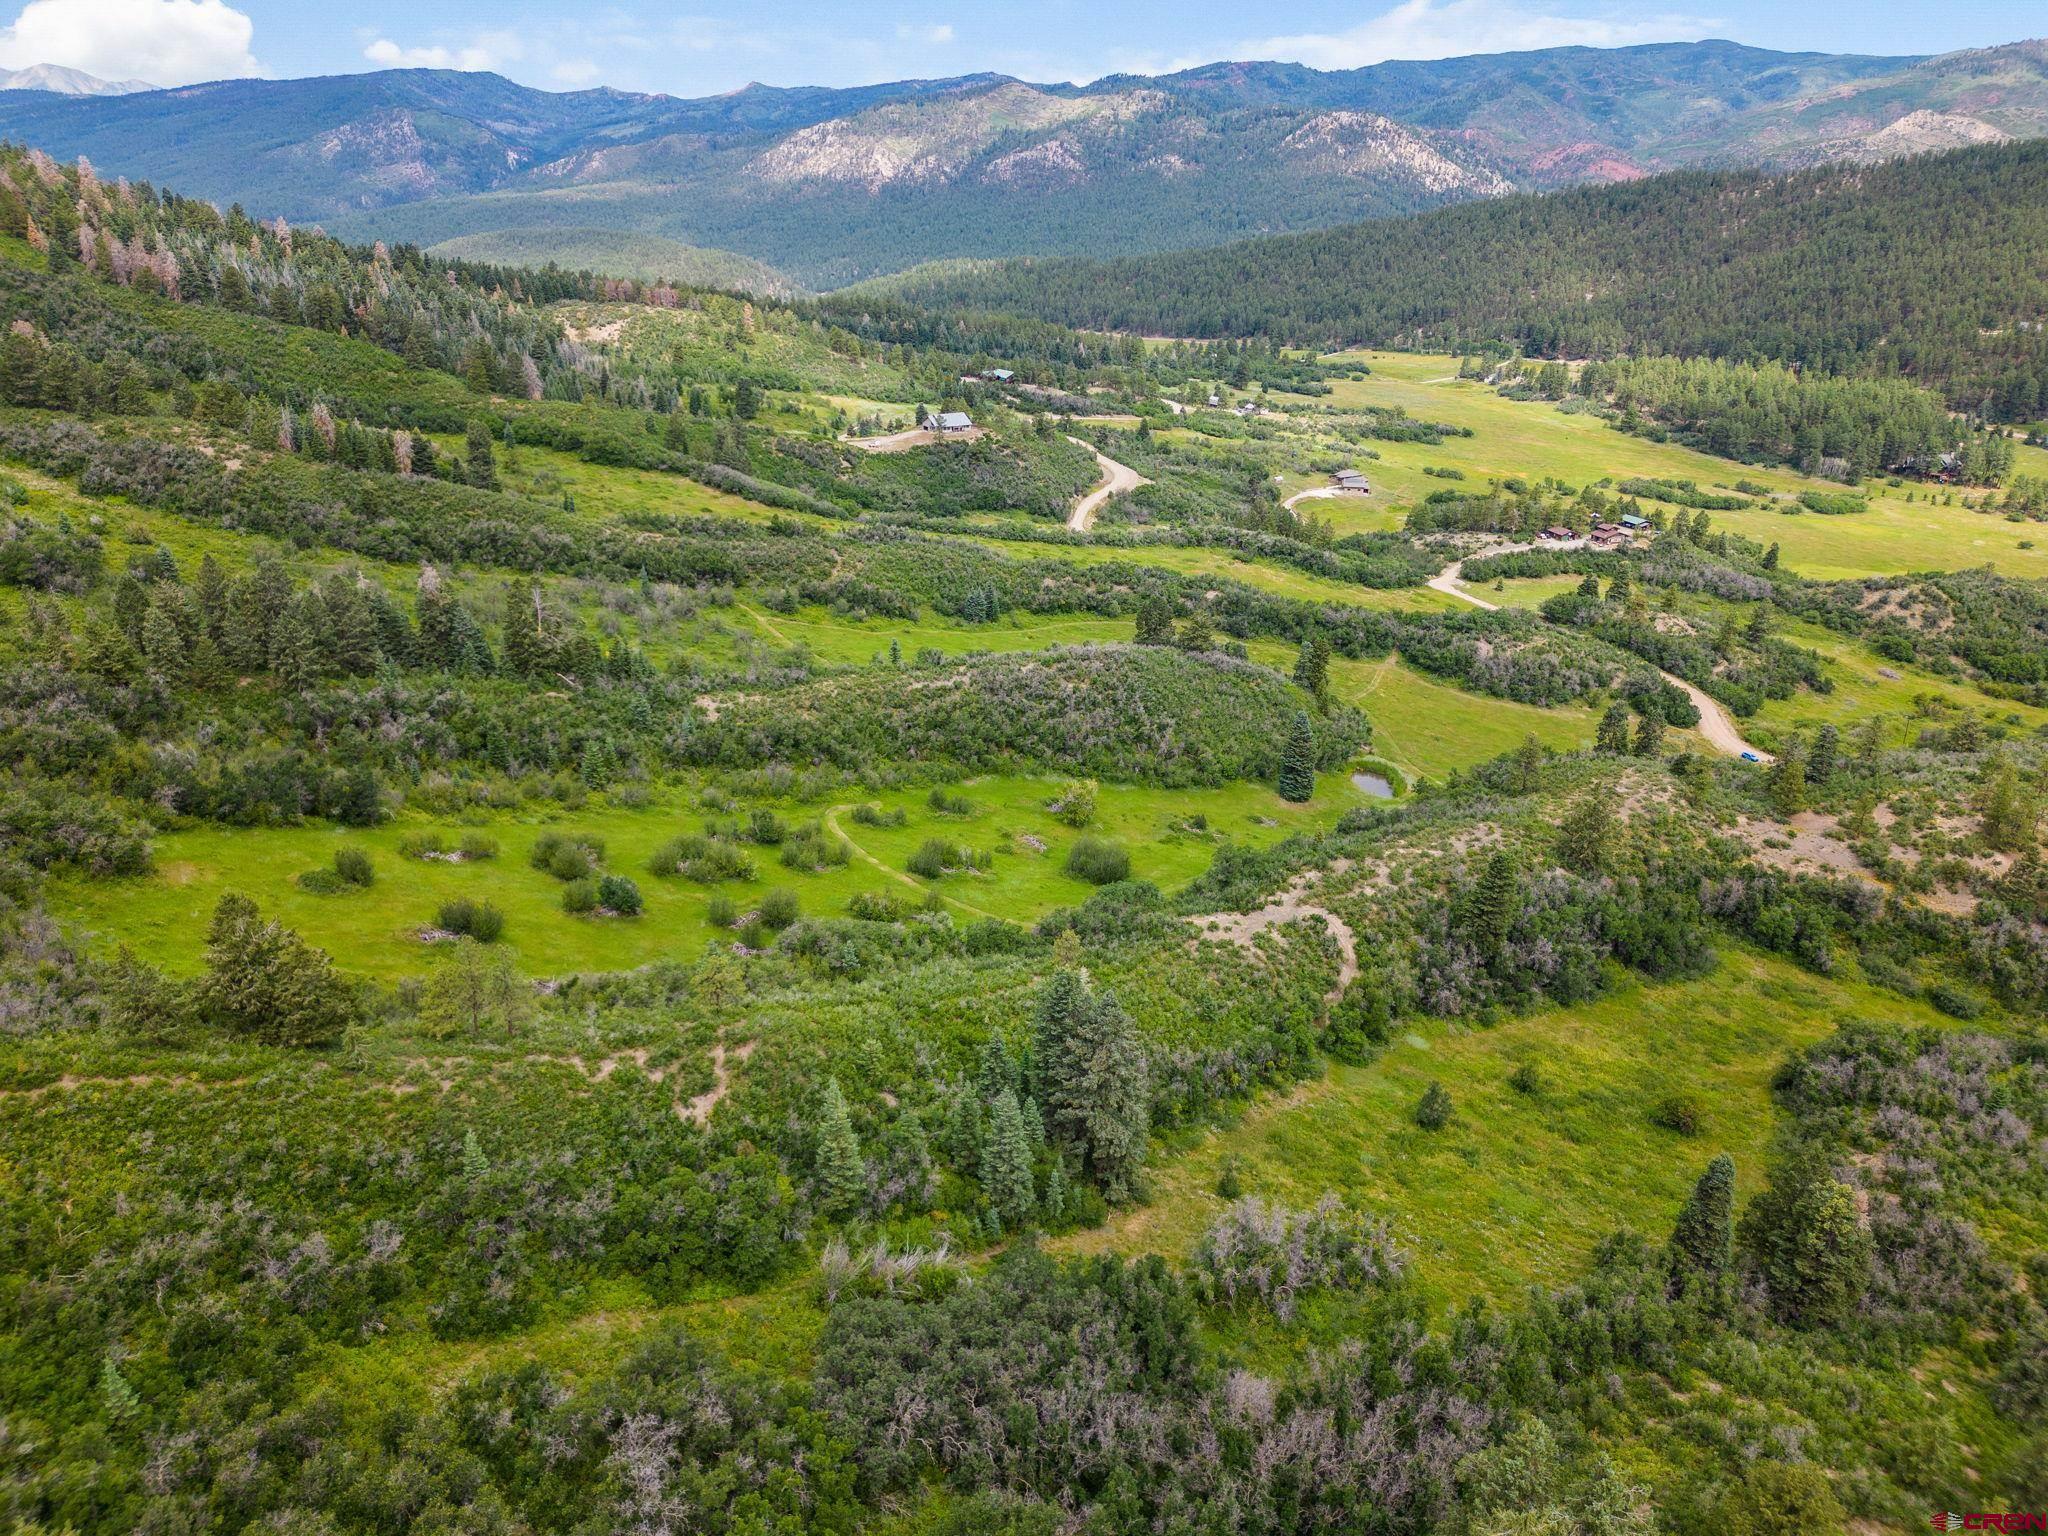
0,64,155,97
0,38,2042,287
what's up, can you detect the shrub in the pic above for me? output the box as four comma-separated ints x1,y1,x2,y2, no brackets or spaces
1192,1195,1406,1320
598,874,643,916
847,890,913,921
927,786,974,816
400,831,449,859
707,894,739,928
1508,1062,1542,1096
547,842,594,881
1652,1091,1705,1135
1929,983,1985,1020
1415,1081,1453,1130
651,834,755,883
781,826,851,872
1215,1157,1244,1200
531,832,603,880
333,848,375,887
437,898,504,943
1047,779,1097,828
1065,836,1131,885
1324,978,1390,1064
906,837,957,879
561,877,600,915
850,802,906,827
746,809,787,845
458,832,499,861
296,867,345,894
758,888,800,931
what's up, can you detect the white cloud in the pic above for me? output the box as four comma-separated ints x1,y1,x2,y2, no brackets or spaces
0,0,257,85
363,30,523,74
1246,0,1717,71
895,23,956,46
551,58,603,87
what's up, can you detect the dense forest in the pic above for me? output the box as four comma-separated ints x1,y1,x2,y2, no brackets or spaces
871,140,2048,421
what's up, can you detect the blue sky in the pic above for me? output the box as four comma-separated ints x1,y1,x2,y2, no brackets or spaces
1,0,2042,95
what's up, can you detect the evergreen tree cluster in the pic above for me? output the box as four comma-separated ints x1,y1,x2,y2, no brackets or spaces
887,140,2048,421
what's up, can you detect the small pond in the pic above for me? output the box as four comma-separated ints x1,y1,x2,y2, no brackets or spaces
1351,771,1395,799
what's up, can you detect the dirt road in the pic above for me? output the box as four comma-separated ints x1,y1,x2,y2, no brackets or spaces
1427,547,1774,763
1283,485,1350,512
1066,436,1150,531
842,425,984,453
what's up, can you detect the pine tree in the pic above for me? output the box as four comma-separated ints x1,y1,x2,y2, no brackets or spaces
323,578,379,675
100,1353,141,1422
1768,748,1807,817
1670,1153,1735,1278
502,578,544,677
1291,629,1330,697
1596,703,1633,754
139,598,186,683
981,1087,1037,1225
815,1079,868,1217
1512,733,1544,794
1739,1145,1872,1327
1977,754,2037,851
1277,711,1316,802
269,591,325,692
1556,793,1613,874
1133,594,1174,645
195,894,356,1046
1633,712,1667,757
1415,1081,1454,1130
1806,724,1839,786
193,552,228,642
1034,969,1148,1201
1465,850,1517,960
461,1126,490,1181
465,419,498,489
977,1029,1018,1102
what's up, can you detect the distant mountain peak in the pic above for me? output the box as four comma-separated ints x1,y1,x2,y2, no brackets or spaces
0,63,155,97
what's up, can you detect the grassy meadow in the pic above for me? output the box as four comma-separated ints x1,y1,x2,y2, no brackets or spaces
1057,948,1964,1307
50,769,1379,981
1305,350,2048,581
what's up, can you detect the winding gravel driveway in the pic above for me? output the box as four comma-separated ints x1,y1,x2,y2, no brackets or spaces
1428,546,1774,763
1066,436,1150,531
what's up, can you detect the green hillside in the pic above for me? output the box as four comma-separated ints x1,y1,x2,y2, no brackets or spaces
0,137,2044,1536
869,139,2048,420
427,227,800,295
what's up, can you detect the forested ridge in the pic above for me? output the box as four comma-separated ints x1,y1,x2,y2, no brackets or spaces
871,140,2048,420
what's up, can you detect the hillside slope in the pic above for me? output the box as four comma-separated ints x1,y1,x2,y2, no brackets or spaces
863,139,2048,419
425,228,798,295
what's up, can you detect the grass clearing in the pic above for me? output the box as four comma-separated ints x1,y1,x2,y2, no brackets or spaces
1327,654,1598,778
51,772,1377,981
1308,351,2048,581
1056,949,1957,1307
